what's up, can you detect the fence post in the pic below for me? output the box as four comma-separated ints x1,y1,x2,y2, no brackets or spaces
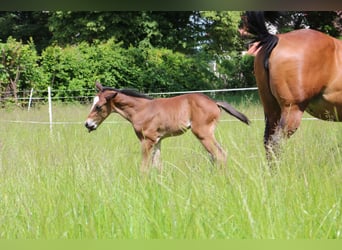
27,88,34,111
48,86,53,133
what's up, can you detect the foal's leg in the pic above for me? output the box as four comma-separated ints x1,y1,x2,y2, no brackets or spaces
191,124,227,165
140,138,163,174
140,138,154,174
201,136,227,165
151,140,162,172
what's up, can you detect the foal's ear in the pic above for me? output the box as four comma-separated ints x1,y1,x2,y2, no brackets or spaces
105,92,118,101
95,81,103,92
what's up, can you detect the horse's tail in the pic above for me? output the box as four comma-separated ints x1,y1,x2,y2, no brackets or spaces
245,11,279,70
216,102,250,125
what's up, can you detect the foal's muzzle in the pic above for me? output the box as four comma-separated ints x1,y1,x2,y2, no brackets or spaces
84,120,97,132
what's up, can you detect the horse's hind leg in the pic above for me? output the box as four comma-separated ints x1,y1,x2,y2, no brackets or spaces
264,112,282,161
279,104,304,139
265,104,304,161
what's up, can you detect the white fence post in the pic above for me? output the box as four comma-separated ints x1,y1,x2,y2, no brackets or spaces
27,88,34,111
48,86,53,133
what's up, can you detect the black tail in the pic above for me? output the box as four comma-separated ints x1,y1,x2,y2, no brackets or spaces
216,102,250,125
245,11,279,70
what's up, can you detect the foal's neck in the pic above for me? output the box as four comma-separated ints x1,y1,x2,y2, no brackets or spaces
112,93,151,121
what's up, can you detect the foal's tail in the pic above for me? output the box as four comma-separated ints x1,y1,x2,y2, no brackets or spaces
245,11,279,70
216,102,250,125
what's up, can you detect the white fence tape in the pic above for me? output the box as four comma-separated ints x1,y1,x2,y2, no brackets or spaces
0,86,320,126
148,87,258,96
1,87,259,102
0,117,319,126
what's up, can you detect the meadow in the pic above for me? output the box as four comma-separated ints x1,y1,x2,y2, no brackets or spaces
0,94,341,239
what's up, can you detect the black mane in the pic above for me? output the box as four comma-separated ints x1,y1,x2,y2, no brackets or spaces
102,86,153,100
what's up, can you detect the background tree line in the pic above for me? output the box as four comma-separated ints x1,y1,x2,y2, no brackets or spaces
0,11,341,103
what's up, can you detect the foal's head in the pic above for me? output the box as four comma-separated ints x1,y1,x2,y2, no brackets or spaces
85,81,117,132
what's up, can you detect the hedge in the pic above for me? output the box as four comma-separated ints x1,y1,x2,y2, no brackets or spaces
0,37,255,102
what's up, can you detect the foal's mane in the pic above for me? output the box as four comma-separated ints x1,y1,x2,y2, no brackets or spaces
102,86,153,100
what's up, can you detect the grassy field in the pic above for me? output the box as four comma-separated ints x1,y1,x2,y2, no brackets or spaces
0,96,341,239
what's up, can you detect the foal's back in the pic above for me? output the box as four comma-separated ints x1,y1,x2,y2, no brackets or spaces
153,93,220,121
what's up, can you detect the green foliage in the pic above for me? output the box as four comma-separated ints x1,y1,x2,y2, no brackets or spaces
0,11,340,57
47,11,196,54
0,35,256,103
199,11,245,54
128,47,221,92
0,37,47,93
216,53,256,88
8,11,336,102
40,40,223,96
40,39,134,99
0,11,51,53
304,11,341,37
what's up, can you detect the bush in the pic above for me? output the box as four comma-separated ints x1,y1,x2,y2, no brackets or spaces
1,38,253,104
217,53,256,88
40,41,223,97
128,47,222,93
0,37,47,102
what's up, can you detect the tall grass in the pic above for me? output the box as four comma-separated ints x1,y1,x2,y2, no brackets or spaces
0,101,341,239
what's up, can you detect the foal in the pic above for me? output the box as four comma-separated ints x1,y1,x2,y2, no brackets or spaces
85,82,250,173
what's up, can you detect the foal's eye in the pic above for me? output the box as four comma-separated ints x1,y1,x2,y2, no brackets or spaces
95,105,102,112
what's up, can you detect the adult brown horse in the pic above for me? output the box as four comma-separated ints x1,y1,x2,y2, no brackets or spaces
245,11,342,160
85,82,250,173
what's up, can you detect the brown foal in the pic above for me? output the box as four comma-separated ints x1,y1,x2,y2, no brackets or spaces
85,82,250,173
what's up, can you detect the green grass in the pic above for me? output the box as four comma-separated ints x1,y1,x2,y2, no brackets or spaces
0,102,341,239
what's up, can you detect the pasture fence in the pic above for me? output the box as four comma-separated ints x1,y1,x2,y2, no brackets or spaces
0,86,318,132
0,87,259,104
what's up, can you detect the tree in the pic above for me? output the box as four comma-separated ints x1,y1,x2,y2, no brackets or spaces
0,11,248,57
48,12,140,46
198,11,244,54
0,11,51,53
47,11,246,56
145,11,196,53
248,11,342,37
303,11,341,37
47,11,196,52
0,37,46,104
